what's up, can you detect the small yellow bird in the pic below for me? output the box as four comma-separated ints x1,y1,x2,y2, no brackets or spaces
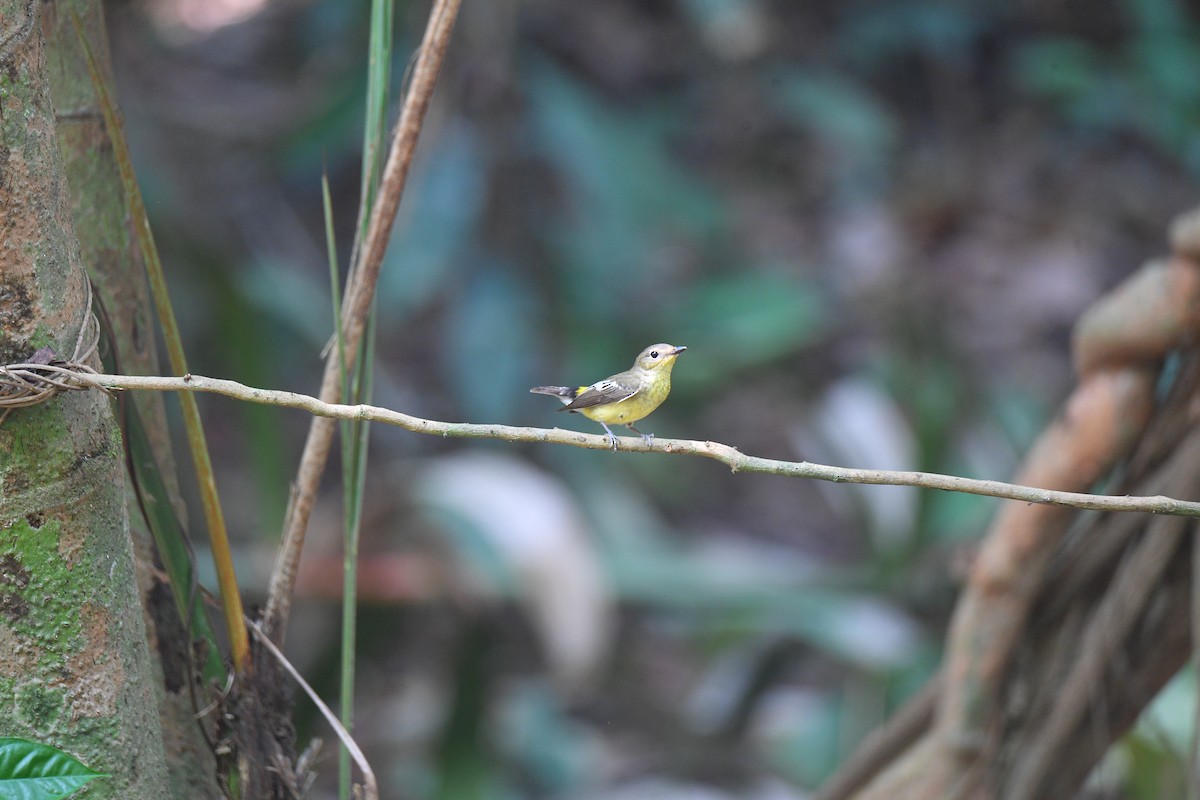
531,343,687,451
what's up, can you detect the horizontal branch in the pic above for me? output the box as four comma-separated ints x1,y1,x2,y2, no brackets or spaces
86,372,1200,519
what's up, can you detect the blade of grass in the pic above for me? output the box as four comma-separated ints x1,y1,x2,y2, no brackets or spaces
340,4,392,795
325,169,369,800
73,12,250,674
356,0,394,249
248,620,379,800
325,168,378,800
263,0,462,643
339,324,373,800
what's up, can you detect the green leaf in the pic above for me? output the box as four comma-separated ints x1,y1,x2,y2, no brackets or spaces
124,401,226,685
0,738,107,800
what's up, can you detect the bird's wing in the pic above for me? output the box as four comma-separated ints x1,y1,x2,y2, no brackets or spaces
560,376,639,411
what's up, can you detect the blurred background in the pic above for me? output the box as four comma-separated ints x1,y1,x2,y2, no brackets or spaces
105,0,1200,797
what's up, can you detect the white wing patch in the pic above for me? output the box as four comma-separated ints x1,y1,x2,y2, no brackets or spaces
589,379,638,403
563,378,640,410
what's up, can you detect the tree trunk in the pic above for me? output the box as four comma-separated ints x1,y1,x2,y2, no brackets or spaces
38,2,223,796
0,1,172,796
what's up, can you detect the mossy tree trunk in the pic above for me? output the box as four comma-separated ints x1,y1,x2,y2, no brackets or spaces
37,2,223,796
0,1,172,797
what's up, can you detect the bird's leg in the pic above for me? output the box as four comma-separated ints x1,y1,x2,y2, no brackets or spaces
626,423,653,447
598,421,619,452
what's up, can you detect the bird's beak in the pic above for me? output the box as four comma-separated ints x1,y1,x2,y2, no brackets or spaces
672,346,687,355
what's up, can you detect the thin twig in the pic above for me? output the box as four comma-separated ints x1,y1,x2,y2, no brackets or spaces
82,371,1200,519
247,620,378,800
263,0,462,642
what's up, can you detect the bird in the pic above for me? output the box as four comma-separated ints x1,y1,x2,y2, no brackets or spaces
531,343,687,451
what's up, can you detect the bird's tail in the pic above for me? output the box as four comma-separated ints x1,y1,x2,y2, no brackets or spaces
530,385,578,405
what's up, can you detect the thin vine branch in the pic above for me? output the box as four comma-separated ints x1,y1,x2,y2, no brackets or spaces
75,371,1200,519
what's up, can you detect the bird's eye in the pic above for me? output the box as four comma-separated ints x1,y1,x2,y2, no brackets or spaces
650,351,659,358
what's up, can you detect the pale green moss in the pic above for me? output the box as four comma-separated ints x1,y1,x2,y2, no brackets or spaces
0,404,74,493
1,519,85,671
16,683,64,728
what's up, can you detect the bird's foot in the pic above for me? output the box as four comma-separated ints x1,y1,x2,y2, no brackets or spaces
600,423,619,452
627,424,653,448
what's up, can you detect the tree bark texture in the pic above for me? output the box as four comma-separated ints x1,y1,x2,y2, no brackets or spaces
38,2,221,796
0,2,172,797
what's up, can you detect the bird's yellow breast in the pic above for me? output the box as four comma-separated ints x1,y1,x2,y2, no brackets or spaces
577,374,672,425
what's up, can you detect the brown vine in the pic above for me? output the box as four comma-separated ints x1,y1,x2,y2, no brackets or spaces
818,205,1200,800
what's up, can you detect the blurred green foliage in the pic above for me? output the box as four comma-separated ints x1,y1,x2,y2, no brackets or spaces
1015,0,1200,170
114,0,1200,796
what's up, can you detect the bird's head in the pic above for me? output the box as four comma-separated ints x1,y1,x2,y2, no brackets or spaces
633,343,687,372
